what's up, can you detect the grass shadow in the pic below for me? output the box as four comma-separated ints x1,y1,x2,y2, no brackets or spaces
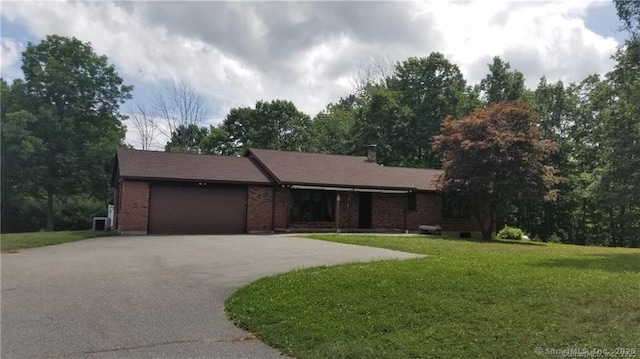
418,235,547,246
532,253,640,273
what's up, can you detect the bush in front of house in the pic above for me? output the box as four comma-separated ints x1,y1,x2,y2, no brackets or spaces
497,225,525,240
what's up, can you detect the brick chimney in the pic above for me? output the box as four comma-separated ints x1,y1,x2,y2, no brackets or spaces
365,144,377,163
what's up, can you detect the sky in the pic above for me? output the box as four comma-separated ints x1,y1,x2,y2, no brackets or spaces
0,1,630,149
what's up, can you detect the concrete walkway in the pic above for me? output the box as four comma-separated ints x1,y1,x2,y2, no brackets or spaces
1,234,422,358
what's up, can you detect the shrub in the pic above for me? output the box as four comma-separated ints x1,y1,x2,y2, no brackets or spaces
54,194,107,231
497,225,525,240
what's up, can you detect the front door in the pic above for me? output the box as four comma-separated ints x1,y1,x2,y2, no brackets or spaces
359,192,372,229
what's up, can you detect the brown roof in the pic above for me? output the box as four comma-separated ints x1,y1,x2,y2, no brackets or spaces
115,149,272,184
248,148,441,191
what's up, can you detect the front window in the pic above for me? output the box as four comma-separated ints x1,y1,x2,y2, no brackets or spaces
289,190,335,222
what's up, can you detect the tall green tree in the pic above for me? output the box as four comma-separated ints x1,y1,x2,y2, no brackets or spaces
508,77,579,241
222,100,311,153
351,85,410,165
199,125,234,155
566,74,611,245
165,124,209,153
596,40,640,246
391,54,470,168
1,80,46,232
309,95,360,155
18,35,132,231
479,56,527,104
433,102,559,240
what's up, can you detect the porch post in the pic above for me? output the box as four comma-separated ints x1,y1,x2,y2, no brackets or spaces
270,187,276,232
347,191,352,229
404,192,408,233
335,193,341,233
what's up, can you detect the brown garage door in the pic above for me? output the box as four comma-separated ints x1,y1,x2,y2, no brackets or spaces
149,183,246,234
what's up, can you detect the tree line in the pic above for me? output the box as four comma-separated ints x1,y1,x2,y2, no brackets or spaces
1,2,638,247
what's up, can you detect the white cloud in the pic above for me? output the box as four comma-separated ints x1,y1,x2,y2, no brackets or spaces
1,0,622,134
420,0,618,87
1,37,23,78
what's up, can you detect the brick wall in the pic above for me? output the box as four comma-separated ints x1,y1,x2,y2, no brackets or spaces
118,180,150,234
371,193,405,229
273,187,289,229
247,186,273,232
406,192,442,231
116,182,480,235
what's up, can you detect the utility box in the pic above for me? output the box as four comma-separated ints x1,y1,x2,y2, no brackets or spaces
93,217,111,231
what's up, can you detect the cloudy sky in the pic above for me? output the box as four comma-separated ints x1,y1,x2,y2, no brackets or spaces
0,0,629,147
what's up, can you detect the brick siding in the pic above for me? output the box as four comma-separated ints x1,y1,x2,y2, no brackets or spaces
117,180,150,234
273,187,289,229
371,193,405,229
116,181,479,235
246,186,273,232
406,192,442,231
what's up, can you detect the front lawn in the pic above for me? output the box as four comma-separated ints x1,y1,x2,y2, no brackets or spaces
1,230,117,251
226,235,640,359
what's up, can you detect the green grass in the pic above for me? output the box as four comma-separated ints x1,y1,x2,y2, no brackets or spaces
1,230,117,251
226,235,640,359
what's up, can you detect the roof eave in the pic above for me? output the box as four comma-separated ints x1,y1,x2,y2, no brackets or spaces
118,175,275,186
281,181,417,192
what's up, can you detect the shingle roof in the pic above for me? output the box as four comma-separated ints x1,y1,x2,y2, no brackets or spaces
248,148,441,191
115,149,272,184
114,148,442,191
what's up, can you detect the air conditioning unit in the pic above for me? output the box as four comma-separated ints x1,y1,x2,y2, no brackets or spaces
92,217,111,231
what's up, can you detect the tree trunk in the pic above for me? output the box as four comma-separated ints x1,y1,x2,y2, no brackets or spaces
45,188,54,232
475,205,495,241
477,215,493,241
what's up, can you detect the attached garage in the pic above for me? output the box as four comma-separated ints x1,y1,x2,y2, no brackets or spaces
113,149,274,235
148,183,247,234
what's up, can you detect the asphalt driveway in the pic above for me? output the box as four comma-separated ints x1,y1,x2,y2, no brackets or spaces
1,234,422,358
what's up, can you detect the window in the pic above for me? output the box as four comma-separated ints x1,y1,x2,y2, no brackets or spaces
443,192,470,219
289,190,335,222
407,192,417,211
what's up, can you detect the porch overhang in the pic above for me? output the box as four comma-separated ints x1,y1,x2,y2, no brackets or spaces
289,184,413,194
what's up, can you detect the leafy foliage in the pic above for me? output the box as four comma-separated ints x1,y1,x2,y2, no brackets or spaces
480,56,527,104
497,225,525,240
433,102,559,240
309,96,359,155
614,0,640,36
1,35,131,232
165,124,209,153
222,100,311,154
